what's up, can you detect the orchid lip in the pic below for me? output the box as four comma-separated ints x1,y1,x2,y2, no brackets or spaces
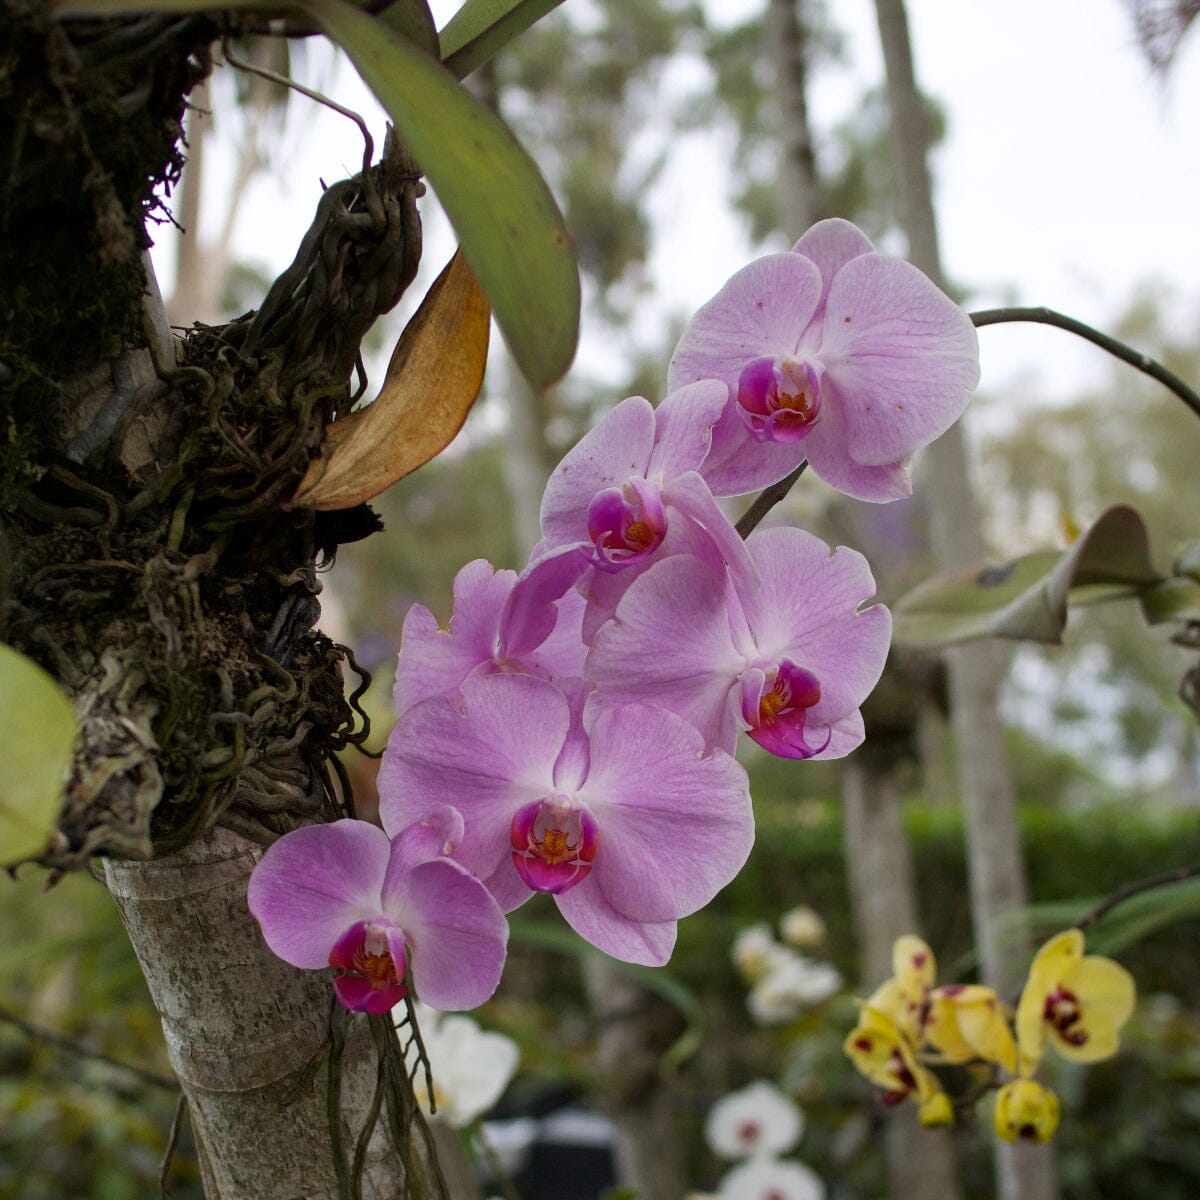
736,356,823,445
742,660,830,760
328,920,409,1013
585,479,667,572
511,795,599,895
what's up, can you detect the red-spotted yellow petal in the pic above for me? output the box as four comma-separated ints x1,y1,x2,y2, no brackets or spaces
892,934,936,1006
926,985,1017,1074
1015,928,1135,1073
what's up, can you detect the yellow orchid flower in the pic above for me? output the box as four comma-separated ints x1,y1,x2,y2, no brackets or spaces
993,1078,1061,1143
860,935,936,1041
867,935,1016,1072
1015,929,1136,1076
844,1003,948,1117
924,984,1017,1075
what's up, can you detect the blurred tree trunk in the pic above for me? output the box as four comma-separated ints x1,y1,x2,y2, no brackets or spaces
765,5,962,1194
765,0,820,235
869,1,1057,1196
843,760,962,1200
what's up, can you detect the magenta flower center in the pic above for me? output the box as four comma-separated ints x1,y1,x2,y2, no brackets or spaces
585,478,668,572
736,356,823,444
743,660,831,760
1044,986,1088,1047
328,920,409,1014
510,796,599,894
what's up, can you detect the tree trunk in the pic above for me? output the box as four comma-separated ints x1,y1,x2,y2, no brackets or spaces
869,1,1057,1196
765,6,962,1193
765,0,821,235
106,829,409,1198
843,762,963,1200
582,957,688,1200
3,13,437,1192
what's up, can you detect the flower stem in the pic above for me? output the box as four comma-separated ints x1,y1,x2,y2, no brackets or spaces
1074,862,1200,931
971,306,1200,421
736,462,808,539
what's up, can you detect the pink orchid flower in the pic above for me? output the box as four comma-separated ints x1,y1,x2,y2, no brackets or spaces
585,527,890,759
247,808,508,1013
538,383,757,640
395,555,587,718
378,673,753,967
667,218,980,502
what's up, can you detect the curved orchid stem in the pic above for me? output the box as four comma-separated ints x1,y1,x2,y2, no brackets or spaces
736,462,808,539
971,306,1200,422
1075,862,1200,931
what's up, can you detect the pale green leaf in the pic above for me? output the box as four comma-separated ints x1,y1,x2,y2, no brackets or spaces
1139,576,1200,625
0,645,77,866
439,0,569,78
892,505,1164,648
377,0,439,55
1175,539,1200,583
299,0,580,388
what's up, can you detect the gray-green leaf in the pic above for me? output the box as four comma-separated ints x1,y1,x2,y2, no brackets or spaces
439,0,570,79
892,505,1165,648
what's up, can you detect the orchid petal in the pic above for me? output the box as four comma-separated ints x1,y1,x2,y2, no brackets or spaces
743,527,891,723
386,806,465,876
540,395,656,546
379,674,568,881
499,542,590,661
647,379,729,478
695,403,809,497
385,858,508,1010
554,884,677,967
578,704,753,923
394,560,516,715
667,253,822,396
248,821,389,969
816,253,979,466
585,555,745,753
801,387,914,501
792,216,874,319
663,470,759,604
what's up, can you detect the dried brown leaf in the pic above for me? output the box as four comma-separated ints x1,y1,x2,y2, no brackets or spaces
290,250,490,510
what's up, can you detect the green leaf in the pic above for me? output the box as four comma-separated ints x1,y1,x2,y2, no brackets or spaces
299,0,580,389
375,0,439,55
1175,539,1200,583
1139,576,1200,625
0,644,77,866
439,0,569,79
892,505,1165,648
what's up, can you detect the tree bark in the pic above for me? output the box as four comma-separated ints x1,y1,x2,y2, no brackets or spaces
106,829,407,1199
868,1,1057,1196
765,0,821,235
4,12,437,1191
843,762,963,1200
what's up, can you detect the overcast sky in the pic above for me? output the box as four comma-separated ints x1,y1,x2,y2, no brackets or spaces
151,0,1200,412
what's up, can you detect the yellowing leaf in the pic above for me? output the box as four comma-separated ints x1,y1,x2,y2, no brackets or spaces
0,644,76,867
290,250,490,510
